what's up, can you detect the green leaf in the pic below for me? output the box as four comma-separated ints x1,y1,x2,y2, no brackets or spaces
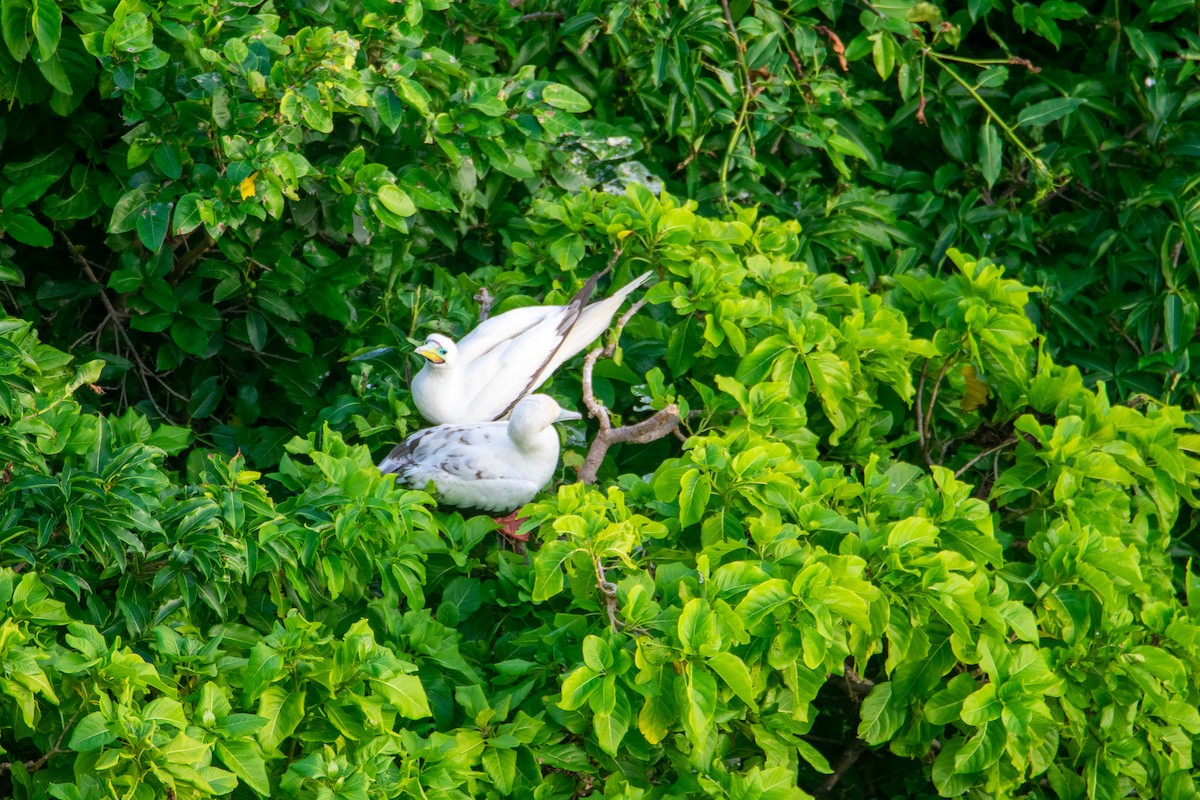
706,652,758,711
376,674,432,719
108,187,146,233
682,665,717,744
734,335,792,385
871,33,896,80
30,0,58,58
376,184,416,218
559,666,602,710
1148,0,1193,21
481,746,517,794
373,86,405,132
136,202,170,252
1,0,31,61
735,579,790,628
242,642,282,704
256,688,304,752
924,673,979,724
215,740,271,797
2,174,58,208
677,598,717,654
857,682,903,744
979,122,1001,188
678,468,710,528
4,212,52,247
638,691,674,745
593,689,631,757
1016,97,1084,128
68,712,117,752
542,83,591,113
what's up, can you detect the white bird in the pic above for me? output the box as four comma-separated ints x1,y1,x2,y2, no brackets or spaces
411,270,652,425
378,395,581,528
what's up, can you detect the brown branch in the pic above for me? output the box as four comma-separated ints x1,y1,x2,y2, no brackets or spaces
594,557,620,632
168,232,215,285
1008,56,1041,73
61,233,188,421
577,297,681,484
923,360,952,454
816,741,865,798
815,26,848,71
0,709,79,776
916,359,931,467
955,437,1017,479
520,10,562,22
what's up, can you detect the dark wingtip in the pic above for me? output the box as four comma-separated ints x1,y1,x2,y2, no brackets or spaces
377,438,417,475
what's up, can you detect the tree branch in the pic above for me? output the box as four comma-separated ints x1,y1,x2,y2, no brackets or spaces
0,709,79,776
955,437,1017,479
577,298,681,484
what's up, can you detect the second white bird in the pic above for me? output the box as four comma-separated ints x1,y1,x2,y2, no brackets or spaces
377,394,581,514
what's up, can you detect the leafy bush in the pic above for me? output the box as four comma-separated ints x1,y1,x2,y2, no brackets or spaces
3,0,1200,798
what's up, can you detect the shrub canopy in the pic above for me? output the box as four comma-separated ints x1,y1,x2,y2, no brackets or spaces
1,0,1200,799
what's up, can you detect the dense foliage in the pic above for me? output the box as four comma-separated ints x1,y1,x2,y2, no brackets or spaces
2,0,1200,798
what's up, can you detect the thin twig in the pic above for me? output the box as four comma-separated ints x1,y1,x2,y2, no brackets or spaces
954,437,1017,479
61,233,188,421
923,360,952,452
916,360,931,466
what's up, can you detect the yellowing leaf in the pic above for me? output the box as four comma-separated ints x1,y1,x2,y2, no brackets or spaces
239,172,258,201
617,229,634,240
961,364,990,411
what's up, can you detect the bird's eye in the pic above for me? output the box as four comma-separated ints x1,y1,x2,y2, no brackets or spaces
437,348,447,356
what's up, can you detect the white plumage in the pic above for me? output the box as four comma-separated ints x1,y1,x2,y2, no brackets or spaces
411,271,652,425
378,395,581,513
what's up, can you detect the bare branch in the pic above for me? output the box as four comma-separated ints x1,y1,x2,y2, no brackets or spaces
61,233,188,421
576,296,680,484
955,437,1017,479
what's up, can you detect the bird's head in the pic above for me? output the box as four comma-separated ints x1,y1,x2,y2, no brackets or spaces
508,395,582,441
415,333,456,366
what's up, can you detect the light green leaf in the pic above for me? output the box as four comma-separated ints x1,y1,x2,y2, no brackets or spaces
706,652,758,711
256,688,304,752
593,690,631,757
377,184,416,218
735,579,791,628
542,83,591,113
376,674,432,719
857,682,903,744
678,468,710,528
67,712,116,752
215,740,271,797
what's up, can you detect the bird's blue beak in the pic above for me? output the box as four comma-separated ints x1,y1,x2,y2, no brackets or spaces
555,408,583,422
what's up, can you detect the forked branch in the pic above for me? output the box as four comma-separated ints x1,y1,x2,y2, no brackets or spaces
577,297,680,484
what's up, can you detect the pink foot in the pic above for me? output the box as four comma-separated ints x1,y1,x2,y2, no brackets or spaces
493,509,530,542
